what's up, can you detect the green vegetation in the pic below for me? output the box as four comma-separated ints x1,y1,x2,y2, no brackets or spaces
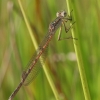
0,0,99,100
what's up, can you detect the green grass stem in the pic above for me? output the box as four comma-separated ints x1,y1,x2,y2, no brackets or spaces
66,0,91,100
17,0,59,100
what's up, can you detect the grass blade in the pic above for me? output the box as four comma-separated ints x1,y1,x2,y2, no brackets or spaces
66,0,91,100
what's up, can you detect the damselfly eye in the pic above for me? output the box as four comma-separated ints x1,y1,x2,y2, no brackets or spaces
63,11,67,16
61,11,67,17
56,11,67,17
56,12,60,17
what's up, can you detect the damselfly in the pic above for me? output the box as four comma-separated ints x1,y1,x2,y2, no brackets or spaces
8,10,76,100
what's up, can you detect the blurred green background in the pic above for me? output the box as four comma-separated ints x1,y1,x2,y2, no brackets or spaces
0,0,100,100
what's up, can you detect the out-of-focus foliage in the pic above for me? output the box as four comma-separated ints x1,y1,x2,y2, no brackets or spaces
0,0,100,100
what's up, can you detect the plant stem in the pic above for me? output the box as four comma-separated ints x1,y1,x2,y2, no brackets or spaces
17,0,59,100
66,0,91,100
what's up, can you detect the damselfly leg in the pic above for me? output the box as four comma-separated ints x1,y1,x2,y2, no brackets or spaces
58,21,77,41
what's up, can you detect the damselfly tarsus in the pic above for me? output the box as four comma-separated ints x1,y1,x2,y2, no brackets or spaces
8,10,76,100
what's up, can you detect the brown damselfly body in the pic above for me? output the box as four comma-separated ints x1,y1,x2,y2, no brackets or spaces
8,10,76,100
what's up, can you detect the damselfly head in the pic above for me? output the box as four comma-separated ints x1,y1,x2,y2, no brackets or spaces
56,11,67,17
